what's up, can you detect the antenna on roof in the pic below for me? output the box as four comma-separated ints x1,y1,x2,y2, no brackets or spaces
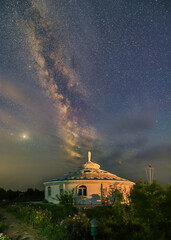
88,151,91,162
145,164,154,184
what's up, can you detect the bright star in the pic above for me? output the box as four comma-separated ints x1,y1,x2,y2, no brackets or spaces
21,133,29,140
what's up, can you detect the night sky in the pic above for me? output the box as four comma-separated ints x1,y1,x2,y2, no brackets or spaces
0,0,170,190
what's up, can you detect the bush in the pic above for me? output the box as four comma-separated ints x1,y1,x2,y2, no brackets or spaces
0,221,11,240
0,233,11,240
58,212,91,240
6,203,79,239
58,191,74,206
0,221,7,233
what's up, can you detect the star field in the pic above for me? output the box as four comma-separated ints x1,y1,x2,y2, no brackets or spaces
0,0,170,190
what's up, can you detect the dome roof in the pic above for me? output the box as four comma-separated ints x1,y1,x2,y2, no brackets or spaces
48,152,130,183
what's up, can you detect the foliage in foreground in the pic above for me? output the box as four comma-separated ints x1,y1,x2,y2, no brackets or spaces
0,233,11,240
85,180,171,240
0,220,11,240
1,180,171,240
5,203,89,240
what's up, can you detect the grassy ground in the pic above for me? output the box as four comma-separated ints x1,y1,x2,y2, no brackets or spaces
0,207,47,240
2,203,90,240
0,212,11,240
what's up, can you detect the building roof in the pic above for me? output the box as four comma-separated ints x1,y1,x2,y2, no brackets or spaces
45,152,132,183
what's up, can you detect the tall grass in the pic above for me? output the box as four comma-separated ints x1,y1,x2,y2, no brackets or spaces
6,203,90,240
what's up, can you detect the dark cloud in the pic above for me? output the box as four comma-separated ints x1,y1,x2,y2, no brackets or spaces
98,137,147,163
115,118,154,134
99,142,171,166
97,140,171,178
134,143,171,162
99,151,122,166
97,142,171,186
98,145,126,169
116,137,148,150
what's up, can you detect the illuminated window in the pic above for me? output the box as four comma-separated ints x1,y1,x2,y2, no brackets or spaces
78,185,87,196
48,187,51,196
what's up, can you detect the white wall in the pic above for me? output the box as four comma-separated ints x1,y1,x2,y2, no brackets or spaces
44,180,134,205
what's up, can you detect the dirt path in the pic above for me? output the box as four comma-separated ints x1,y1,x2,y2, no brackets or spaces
0,208,47,240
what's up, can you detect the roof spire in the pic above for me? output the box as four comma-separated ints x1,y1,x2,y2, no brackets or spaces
88,151,91,162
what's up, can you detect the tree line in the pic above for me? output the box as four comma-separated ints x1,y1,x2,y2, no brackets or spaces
0,188,44,202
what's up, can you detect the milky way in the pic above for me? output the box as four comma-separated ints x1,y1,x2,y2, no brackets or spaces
0,0,171,190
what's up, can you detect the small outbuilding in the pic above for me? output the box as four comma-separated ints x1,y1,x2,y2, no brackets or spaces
44,152,134,205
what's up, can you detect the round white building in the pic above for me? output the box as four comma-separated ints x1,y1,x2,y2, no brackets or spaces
44,152,135,205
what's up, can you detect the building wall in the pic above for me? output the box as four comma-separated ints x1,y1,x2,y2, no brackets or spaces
73,182,102,205
44,180,134,205
45,184,59,204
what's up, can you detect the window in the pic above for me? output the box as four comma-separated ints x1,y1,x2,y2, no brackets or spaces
60,184,64,196
60,188,63,196
78,185,87,196
48,186,51,196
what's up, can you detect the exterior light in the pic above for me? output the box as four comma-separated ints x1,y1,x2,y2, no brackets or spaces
90,218,98,239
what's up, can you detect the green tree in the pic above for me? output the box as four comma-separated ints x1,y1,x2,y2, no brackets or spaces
129,179,170,239
111,189,123,205
130,180,165,222
0,188,6,201
58,190,74,206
